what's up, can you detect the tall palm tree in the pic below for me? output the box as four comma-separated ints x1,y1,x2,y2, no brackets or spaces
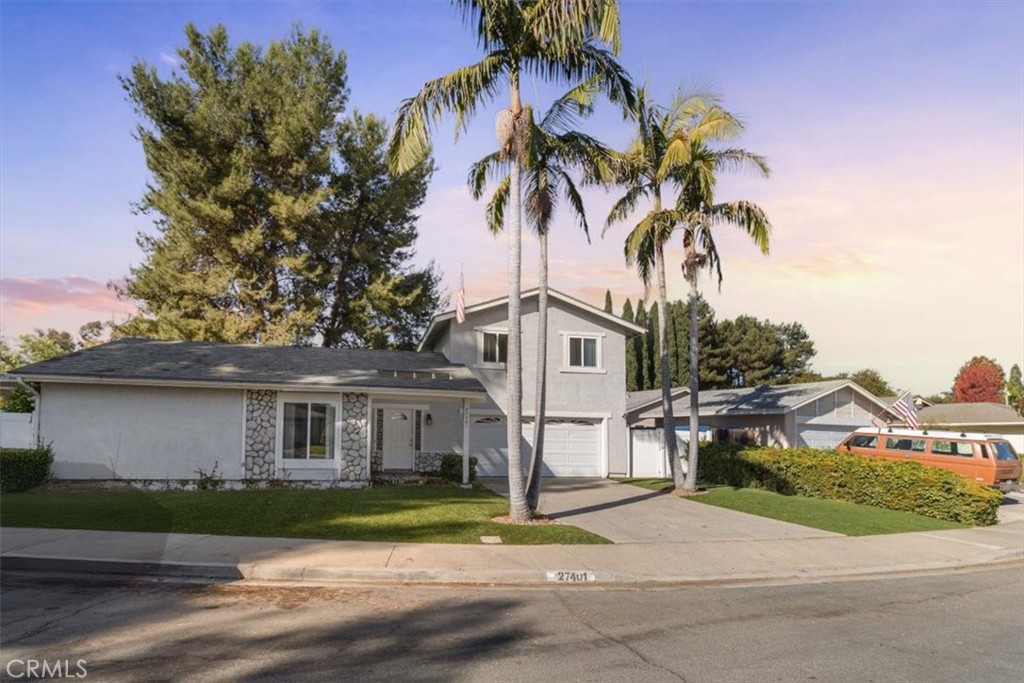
388,0,632,522
672,143,770,491
468,80,613,511
603,87,751,491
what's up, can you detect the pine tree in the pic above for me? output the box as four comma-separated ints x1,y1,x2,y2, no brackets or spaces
635,300,650,390
648,304,661,390
622,299,639,392
603,289,614,314
116,24,439,348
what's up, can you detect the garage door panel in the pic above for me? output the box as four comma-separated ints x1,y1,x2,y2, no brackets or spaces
471,416,602,477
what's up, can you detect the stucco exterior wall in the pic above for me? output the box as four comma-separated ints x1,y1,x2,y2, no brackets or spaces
433,296,632,476
40,383,244,480
702,414,790,448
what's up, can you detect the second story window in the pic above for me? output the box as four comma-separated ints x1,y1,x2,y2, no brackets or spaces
482,331,508,364
567,335,599,369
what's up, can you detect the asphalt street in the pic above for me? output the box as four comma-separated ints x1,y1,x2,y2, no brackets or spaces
2,567,1022,682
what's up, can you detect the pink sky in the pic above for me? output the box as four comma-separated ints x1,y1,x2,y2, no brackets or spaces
2,1,1022,396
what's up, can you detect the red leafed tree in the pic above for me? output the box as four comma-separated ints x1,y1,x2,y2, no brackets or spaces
952,356,1006,403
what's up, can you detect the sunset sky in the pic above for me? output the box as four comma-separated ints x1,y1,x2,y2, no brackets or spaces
2,1,1022,395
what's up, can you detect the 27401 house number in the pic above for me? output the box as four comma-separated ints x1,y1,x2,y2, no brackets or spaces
546,570,596,583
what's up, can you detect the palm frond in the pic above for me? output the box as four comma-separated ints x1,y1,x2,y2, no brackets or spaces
467,150,507,199
540,77,601,133
603,184,644,235
387,54,506,174
709,200,772,255
484,174,511,235
557,168,591,243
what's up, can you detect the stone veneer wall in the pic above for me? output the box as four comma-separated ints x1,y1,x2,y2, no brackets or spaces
414,452,445,473
244,389,277,478
339,393,369,481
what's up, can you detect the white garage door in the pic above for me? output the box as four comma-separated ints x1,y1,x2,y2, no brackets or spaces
470,415,602,477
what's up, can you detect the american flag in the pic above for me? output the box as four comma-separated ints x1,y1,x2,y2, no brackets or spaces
455,272,466,325
890,392,919,429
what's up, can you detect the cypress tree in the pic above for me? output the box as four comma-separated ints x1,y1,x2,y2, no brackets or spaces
603,289,614,314
622,299,638,392
635,300,649,390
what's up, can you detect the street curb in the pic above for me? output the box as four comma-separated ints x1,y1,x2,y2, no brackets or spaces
4,548,1022,588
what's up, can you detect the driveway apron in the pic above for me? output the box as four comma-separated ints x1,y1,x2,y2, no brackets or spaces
480,478,840,543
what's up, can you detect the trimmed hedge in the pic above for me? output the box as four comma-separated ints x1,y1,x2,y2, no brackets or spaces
696,443,1003,526
438,454,478,483
1,447,53,493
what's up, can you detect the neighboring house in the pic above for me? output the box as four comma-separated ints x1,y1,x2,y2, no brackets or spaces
10,288,643,485
419,288,645,478
627,380,898,458
916,402,1024,451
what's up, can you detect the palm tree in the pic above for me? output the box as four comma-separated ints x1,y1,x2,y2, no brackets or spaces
388,0,632,522
672,143,770,491
603,87,758,491
468,80,613,511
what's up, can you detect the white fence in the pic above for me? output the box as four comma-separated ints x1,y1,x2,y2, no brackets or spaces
629,427,711,478
0,412,36,449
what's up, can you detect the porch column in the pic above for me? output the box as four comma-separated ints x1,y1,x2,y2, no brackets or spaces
462,398,471,486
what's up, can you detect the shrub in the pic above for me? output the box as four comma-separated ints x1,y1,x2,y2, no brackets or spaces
1,446,53,493
438,454,478,483
697,444,1003,526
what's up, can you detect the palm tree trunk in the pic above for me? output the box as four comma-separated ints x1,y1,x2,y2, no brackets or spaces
683,264,700,492
505,82,529,523
654,239,682,489
526,230,548,511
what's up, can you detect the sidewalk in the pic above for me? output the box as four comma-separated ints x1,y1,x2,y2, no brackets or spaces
3,519,1021,587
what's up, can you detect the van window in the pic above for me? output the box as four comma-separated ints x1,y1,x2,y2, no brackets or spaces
885,438,926,452
931,441,974,457
847,435,878,448
992,442,1020,461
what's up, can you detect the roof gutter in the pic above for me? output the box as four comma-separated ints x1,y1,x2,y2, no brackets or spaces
10,374,488,401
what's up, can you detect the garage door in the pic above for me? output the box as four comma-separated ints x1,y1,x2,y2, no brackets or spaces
470,415,602,477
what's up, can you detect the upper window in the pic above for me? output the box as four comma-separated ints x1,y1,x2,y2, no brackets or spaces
283,401,336,460
566,335,600,370
481,331,508,364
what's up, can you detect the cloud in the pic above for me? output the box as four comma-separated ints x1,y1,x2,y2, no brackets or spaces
159,51,181,68
0,276,136,336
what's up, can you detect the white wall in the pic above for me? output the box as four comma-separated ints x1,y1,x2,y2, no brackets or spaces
435,296,633,475
0,412,36,449
40,383,245,480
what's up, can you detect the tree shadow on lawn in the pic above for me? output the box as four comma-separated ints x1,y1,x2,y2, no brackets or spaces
2,485,602,544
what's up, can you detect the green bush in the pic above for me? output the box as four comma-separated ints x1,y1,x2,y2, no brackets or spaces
437,454,478,483
1,447,53,493
697,444,1003,526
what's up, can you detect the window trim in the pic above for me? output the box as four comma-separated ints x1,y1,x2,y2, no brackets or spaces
476,327,509,368
561,332,606,374
276,392,342,469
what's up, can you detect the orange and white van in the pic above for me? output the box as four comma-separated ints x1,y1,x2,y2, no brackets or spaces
837,427,1021,489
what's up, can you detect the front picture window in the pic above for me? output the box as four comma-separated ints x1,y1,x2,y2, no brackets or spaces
283,401,336,459
482,332,508,364
568,336,598,368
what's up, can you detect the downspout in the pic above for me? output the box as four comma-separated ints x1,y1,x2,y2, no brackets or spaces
16,378,41,447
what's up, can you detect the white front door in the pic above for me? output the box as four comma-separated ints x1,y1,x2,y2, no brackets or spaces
383,409,415,470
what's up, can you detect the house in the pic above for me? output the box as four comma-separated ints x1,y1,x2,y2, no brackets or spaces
419,288,644,478
916,402,1024,451
10,288,642,486
627,380,898,475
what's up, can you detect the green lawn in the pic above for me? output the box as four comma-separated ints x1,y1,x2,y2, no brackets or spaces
617,479,965,536
0,485,609,545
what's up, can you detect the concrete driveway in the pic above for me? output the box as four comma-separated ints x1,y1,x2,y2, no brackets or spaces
480,478,840,543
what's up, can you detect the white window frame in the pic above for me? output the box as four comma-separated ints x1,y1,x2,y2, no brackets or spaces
476,327,509,368
276,392,342,470
561,332,606,374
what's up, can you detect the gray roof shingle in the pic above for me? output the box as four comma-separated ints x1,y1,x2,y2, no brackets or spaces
918,402,1023,425
11,338,486,394
632,380,864,420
